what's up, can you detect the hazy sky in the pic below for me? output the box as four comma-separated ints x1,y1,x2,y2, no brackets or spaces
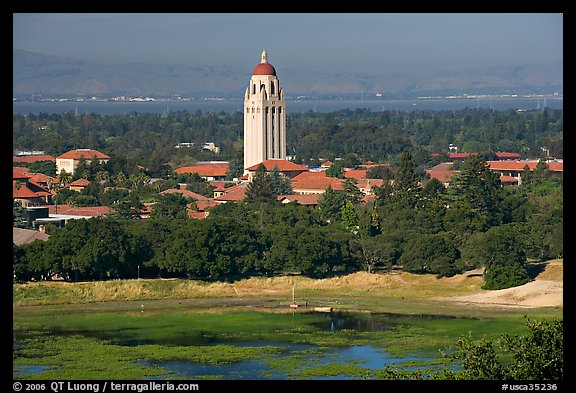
13,13,563,75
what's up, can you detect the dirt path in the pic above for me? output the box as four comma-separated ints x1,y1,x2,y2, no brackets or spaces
438,259,563,308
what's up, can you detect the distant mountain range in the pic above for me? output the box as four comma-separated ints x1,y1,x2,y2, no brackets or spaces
13,49,563,99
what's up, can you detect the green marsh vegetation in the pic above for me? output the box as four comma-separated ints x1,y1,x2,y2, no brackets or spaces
13,298,561,380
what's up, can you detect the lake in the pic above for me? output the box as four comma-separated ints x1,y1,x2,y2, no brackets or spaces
13,96,563,116
14,309,479,380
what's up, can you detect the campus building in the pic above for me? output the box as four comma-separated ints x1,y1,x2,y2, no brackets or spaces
243,50,286,172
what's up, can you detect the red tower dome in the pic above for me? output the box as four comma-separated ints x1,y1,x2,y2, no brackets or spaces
252,50,276,76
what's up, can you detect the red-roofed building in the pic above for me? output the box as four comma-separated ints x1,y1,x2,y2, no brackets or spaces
426,162,460,186
487,159,563,185
278,194,321,207
13,154,56,164
13,168,54,206
175,162,229,181
291,171,345,194
495,152,521,160
356,178,385,195
214,184,248,203
69,178,90,192
448,152,474,160
210,182,229,198
28,173,56,190
56,149,110,176
13,167,31,180
47,205,110,217
245,159,308,181
343,169,368,180
160,188,209,201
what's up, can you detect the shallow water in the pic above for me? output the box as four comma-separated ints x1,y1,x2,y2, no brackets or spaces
14,310,461,379
143,344,431,380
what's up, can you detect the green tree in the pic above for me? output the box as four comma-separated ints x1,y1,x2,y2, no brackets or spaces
325,161,345,178
448,154,503,229
245,164,275,205
269,167,293,196
449,317,563,380
13,200,28,228
57,169,72,186
340,201,359,234
317,185,348,223
399,233,460,277
149,193,189,220
394,149,421,207
461,223,530,289
352,237,396,274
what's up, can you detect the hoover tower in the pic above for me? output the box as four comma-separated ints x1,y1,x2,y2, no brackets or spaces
243,50,286,171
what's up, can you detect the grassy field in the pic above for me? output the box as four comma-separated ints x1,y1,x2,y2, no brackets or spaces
13,269,487,305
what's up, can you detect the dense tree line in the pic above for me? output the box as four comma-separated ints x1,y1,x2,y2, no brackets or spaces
14,151,562,288
13,108,562,177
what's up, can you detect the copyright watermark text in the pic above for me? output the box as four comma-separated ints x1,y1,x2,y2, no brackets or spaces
13,382,199,393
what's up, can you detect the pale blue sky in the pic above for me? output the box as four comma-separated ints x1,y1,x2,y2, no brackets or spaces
13,13,563,75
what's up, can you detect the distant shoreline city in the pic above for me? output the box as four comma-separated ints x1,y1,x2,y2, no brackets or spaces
13,94,563,116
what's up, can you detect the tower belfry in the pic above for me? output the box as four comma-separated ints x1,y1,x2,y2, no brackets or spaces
244,50,286,171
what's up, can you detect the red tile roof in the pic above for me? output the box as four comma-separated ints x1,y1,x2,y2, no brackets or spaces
13,167,32,179
160,188,209,201
487,160,563,173
356,178,385,190
245,159,308,172
13,154,56,163
13,228,50,245
57,149,110,160
547,161,563,172
344,169,368,180
69,178,90,187
175,163,229,177
495,152,521,159
449,152,474,159
214,184,248,202
291,171,345,192
47,205,110,216
188,211,209,219
500,175,519,183
13,182,41,198
278,194,321,205
28,173,56,185
426,162,459,183
195,199,218,211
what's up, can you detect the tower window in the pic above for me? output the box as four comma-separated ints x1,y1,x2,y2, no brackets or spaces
271,81,275,95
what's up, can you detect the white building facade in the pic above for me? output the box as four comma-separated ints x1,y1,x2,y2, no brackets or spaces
243,50,286,171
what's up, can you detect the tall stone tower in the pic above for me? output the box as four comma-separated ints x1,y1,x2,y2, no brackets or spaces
244,50,286,171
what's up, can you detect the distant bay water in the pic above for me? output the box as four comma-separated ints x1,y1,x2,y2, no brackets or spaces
13,96,562,116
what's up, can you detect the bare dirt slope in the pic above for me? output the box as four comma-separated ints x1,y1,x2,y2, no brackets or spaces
441,259,563,308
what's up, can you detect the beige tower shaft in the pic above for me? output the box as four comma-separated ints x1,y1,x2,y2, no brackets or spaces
244,50,286,171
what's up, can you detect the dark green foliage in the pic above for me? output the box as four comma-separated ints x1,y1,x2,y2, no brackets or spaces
13,201,28,228
325,161,344,178
399,234,460,277
448,317,563,380
483,264,531,290
447,154,503,229
317,185,348,223
149,193,189,220
245,164,276,205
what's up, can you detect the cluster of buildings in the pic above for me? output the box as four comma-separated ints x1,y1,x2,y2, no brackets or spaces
13,50,563,237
